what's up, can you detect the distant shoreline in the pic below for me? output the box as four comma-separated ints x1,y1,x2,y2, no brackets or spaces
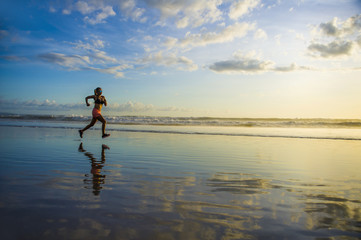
1,113,361,129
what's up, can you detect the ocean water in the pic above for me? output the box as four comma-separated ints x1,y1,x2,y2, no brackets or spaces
0,115,361,239
1,114,361,140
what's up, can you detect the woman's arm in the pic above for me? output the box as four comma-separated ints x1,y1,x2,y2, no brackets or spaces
103,96,107,106
85,95,94,106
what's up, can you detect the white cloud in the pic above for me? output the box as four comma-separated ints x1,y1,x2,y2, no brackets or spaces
357,35,361,47
254,28,267,40
178,22,255,48
76,1,96,14
109,101,154,112
85,64,133,78
72,38,105,50
140,51,198,71
38,37,133,77
49,6,57,13
143,35,153,41
62,9,71,15
274,34,281,45
53,1,117,24
120,0,147,22
145,0,223,28
0,98,189,114
91,50,118,63
70,38,117,63
109,100,191,113
0,98,84,111
229,0,260,20
176,16,189,29
39,51,132,78
308,14,361,58
38,52,90,70
163,37,178,49
84,5,116,25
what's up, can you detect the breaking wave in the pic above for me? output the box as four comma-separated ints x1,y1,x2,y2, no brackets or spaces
1,113,361,128
1,113,361,141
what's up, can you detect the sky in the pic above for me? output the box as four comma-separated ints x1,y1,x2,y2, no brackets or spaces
0,0,361,118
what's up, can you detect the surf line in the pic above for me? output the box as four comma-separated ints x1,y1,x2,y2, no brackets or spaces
2,124,361,142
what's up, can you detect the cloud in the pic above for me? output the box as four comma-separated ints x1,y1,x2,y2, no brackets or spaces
52,0,147,23
120,0,147,22
85,64,133,78
71,38,105,50
84,5,116,24
145,0,223,28
108,100,192,113
54,1,117,24
254,28,267,40
308,14,361,58
62,9,71,15
163,37,178,49
273,63,313,72
91,50,118,63
209,52,313,74
39,51,132,77
109,101,154,112
75,1,96,14
209,58,314,74
319,18,340,37
318,14,361,37
209,58,273,73
0,98,189,114
176,16,189,29
140,51,198,71
49,6,57,13
38,52,90,70
229,0,260,20
308,40,355,58
0,98,84,111
175,22,255,49
38,37,133,78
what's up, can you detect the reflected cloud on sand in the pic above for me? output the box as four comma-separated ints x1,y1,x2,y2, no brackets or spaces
304,193,361,233
78,143,110,196
207,172,274,195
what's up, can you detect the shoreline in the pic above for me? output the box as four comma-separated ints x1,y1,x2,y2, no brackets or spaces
1,113,361,128
1,121,361,141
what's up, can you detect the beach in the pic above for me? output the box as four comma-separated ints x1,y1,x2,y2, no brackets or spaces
0,124,361,239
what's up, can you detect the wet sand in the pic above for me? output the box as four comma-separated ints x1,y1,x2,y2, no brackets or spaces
0,126,360,239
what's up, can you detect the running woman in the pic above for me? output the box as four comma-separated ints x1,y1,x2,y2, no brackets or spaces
79,87,110,138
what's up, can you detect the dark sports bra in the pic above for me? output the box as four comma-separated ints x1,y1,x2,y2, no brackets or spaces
95,98,105,104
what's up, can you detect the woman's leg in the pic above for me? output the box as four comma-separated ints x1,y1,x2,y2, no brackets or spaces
81,118,97,132
96,115,107,136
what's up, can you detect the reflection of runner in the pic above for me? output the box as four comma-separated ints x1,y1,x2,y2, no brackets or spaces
79,87,110,139
78,143,110,196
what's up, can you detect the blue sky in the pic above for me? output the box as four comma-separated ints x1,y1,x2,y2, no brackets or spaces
1,0,361,118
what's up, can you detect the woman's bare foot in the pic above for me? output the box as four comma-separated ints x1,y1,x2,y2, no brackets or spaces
102,133,110,138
